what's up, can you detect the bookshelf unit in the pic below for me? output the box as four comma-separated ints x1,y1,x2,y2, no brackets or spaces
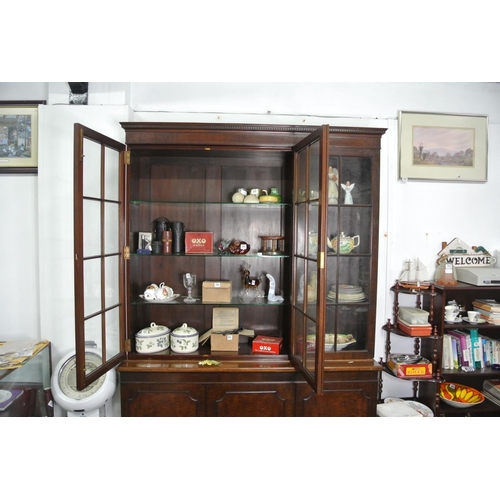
380,281,500,416
421,282,500,416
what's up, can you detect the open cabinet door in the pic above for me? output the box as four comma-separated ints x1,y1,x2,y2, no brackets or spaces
73,123,128,391
290,125,329,394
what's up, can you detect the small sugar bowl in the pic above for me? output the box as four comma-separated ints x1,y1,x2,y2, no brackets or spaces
170,323,199,353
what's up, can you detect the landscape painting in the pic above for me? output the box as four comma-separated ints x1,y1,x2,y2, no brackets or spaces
399,111,488,182
412,126,474,167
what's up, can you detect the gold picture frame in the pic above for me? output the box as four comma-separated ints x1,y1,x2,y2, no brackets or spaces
0,101,44,174
399,111,488,182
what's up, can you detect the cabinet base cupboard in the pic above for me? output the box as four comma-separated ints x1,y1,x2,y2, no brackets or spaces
72,122,386,417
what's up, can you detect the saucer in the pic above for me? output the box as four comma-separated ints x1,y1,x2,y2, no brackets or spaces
140,294,179,302
445,318,462,324
463,318,486,324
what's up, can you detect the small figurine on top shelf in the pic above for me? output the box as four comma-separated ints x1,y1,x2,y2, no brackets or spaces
341,181,355,204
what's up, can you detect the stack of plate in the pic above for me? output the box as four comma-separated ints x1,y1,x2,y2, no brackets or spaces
327,284,366,302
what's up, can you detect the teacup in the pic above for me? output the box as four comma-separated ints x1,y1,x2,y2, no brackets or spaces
467,311,480,322
144,283,158,300
156,283,173,300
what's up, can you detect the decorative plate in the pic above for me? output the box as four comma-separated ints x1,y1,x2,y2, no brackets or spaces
440,382,485,408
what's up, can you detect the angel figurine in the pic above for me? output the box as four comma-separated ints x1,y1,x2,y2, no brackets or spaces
341,181,355,204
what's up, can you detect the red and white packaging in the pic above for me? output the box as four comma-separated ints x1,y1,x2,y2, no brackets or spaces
185,232,214,254
252,335,283,355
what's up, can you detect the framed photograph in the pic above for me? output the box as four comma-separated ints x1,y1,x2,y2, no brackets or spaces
0,101,44,174
399,111,488,182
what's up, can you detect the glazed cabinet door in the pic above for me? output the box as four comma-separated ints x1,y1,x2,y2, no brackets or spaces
324,138,380,358
290,126,329,394
73,124,128,390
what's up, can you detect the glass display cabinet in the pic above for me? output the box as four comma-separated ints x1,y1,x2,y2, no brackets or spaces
0,341,52,417
73,122,386,416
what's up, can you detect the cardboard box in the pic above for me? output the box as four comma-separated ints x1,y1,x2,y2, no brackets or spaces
198,308,255,351
185,232,214,254
387,353,433,379
252,335,283,355
211,307,239,351
202,280,232,303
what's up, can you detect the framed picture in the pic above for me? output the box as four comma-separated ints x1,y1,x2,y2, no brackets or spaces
399,111,488,182
0,101,44,174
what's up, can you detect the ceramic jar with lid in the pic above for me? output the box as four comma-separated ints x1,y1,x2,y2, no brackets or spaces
135,322,170,353
170,323,199,353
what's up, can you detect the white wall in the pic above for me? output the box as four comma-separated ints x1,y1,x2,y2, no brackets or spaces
1,82,500,406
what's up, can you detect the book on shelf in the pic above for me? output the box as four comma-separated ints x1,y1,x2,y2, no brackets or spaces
448,330,469,367
473,307,500,324
472,299,500,313
468,328,483,369
483,379,500,399
442,334,453,369
482,390,500,408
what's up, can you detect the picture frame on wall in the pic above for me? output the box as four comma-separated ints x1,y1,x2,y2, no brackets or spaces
0,101,45,174
398,111,488,182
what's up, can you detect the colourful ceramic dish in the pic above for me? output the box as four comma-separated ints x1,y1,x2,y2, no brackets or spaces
439,382,484,408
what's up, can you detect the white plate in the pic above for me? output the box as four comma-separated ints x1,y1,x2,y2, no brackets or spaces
324,340,356,351
0,390,12,404
405,400,434,417
463,318,486,324
384,397,404,404
140,294,180,302
445,318,462,324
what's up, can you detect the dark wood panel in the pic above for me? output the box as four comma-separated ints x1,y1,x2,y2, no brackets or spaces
206,383,295,417
295,380,378,416
120,383,205,417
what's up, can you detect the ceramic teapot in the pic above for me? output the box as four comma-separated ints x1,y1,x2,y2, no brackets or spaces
328,232,360,254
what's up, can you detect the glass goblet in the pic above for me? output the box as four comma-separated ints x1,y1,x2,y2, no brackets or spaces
183,273,197,303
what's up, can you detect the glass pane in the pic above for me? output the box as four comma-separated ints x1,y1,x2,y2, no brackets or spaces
295,257,306,311
83,138,101,199
104,146,120,201
305,259,318,320
84,315,101,348
338,304,368,351
83,199,101,257
105,307,121,359
293,307,305,358
308,204,319,258
104,255,120,308
305,317,317,371
338,206,371,254
309,140,320,201
295,203,306,257
296,148,307,202
339,157,372,205
338,256,371,291
328,158,340,205
83,258,101,317
104,202,119,254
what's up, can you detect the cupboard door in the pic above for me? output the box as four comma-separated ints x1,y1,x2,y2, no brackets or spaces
74,124,128,390
290,125,329,394
295,380,378,417
121,382,206,417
